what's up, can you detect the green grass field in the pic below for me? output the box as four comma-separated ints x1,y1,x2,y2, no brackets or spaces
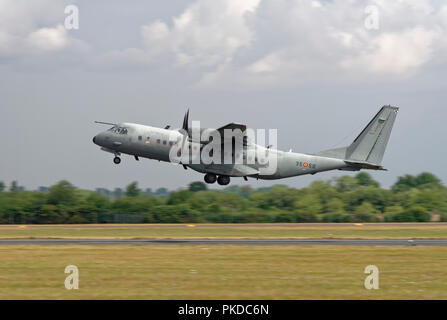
1,224,446,299
1,223,447,239
1,245,446,299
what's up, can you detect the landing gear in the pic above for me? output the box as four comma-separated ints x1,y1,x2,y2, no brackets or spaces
217,175,230,185
113,156,121,164
204,173,217,184
204,174,230,185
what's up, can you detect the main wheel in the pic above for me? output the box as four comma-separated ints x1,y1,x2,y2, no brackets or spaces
204,173,217,184
217,175,230,185
113,156,121,164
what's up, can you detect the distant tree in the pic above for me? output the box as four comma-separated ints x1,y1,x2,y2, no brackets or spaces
217,193,249,212
238,186,253,198
410,206,431,222
113,188,123,198
384,205,404,215
325,198,345,214
188,181,208,192
155,188,169,196
355,172,380,188
322,213,351,223
249,187,300,210
274,212,295,222
187,191,218,212
294,211,319,222
392,173,442,192
352,202,377,222
37,204,61,224
294,194,322,216
166,190,192,205
392,174,417,192
391,206,430,222
47,180,76,205
0,181,4,192
10,180,19,192
125,182,140,197
415,172,442,188
38,186,49,193
0,172,444,224
333,176,358,192
145,188,153,196
95,188,110,197
309,180,338,207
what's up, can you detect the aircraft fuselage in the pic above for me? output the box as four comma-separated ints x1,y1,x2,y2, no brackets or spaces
93,122,349,182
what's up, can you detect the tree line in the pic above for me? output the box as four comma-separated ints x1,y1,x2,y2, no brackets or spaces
0,172,446,224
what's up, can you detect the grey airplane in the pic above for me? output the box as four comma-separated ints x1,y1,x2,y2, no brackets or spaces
92,105,398,185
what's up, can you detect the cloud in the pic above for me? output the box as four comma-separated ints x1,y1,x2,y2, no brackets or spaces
2,0,446,87
139,0,260,68
0,0,87,58
340,27,440,74
26,24,86,53
115,0,447,87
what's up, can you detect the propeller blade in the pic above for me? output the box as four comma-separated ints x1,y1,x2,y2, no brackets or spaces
182,109,189,134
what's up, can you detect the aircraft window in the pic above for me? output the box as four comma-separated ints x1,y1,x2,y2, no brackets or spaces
163,140,167,145
138,136,142,141
108,127,129,134
156,139,160,144
145,137,150,144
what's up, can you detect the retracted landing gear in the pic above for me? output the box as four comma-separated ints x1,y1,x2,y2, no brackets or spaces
204,173,217,184
113,156,121,164
217,175,230,185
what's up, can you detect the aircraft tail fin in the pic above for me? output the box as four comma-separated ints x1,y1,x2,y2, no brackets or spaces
315,105,398,167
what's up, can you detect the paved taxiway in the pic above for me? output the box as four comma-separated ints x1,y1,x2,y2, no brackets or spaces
1,239,447,246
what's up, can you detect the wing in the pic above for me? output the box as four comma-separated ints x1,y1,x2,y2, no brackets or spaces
216,123,247,139
201,163,259,177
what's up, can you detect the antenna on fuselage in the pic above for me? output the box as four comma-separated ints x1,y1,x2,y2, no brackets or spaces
94,121,118,126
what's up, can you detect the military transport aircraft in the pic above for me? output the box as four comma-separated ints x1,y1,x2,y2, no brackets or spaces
93,106,398,185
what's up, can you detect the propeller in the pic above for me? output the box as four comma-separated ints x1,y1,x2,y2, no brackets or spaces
177,109,190,165
181,109,190,136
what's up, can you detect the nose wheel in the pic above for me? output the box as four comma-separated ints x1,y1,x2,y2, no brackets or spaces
113,156,121,164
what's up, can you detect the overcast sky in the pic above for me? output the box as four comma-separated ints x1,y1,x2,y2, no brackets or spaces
1,0,446,191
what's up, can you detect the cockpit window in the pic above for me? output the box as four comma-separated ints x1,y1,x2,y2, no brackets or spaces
108,126,128,134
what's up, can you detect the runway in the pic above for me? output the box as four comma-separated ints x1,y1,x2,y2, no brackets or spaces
1,238,447,246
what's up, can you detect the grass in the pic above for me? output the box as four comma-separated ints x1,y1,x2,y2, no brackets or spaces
1,245,446,299
1,223,447,239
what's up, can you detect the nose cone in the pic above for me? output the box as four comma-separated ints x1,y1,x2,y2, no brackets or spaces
93,135,98,145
